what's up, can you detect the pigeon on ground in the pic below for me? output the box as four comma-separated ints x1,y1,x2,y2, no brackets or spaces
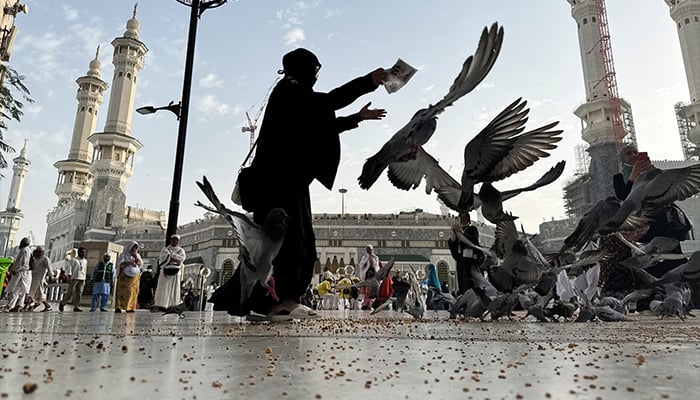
602,164,700,233
195,176,288,305
162,302,187,318
595,296,627,315
358,23,503,189
522,304,551,322
592,306,630,322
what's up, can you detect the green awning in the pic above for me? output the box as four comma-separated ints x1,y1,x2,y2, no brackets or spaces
183,256,204,265
378,254,430,263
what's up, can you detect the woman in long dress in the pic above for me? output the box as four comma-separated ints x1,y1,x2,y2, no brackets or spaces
153,234,185,311
114,241,143,313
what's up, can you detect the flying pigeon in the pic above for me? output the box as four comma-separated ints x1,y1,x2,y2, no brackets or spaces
383,98,564,223
560,196,648,254
603,164,700,232
358,22,504,189
195,176,288,306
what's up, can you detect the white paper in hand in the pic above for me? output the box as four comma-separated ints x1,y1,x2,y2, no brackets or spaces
384,58,417,94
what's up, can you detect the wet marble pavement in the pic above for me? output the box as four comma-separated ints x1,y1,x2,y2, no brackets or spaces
0,309,698,399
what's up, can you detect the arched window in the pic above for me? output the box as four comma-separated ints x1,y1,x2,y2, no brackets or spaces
220,259,235,285
583,18,588,25
685,18,691,25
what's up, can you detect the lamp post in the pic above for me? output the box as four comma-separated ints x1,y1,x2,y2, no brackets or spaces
338,188,347,244
338,188,347,217
136,0,227,246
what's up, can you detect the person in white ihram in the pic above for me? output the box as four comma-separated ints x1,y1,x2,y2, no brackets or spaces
357,245,380,310
153,234,186,311
2,237,32,312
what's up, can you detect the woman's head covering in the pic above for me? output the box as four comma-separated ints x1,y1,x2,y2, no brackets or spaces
619,144,637,182
426,264,441,289
464,225,480,245
366,244,373,252
280,48,321,88
117,240,140,266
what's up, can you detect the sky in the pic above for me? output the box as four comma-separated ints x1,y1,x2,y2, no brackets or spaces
1,0,691,244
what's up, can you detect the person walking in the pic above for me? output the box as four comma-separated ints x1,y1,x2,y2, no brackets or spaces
114,241,142,313
448,212,485,295
358,245,380,310
59,247,87,312
90,253,114,312
153,234,185,311
220,48,387,320
2,237,32,312
26,246,54,312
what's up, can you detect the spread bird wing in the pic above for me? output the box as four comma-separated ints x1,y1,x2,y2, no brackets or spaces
480,121,563,182
463,98,529,181
431,22,504,115
494,218,518,259
501,161,566,201
375,258,395,282
386,146,458,192
195,177,276,269
642,164,700,206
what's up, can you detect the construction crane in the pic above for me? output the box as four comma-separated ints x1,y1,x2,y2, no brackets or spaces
593,0,625,170
241,77,280,166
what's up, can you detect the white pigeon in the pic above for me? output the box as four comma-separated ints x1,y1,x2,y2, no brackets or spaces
358,22,504,189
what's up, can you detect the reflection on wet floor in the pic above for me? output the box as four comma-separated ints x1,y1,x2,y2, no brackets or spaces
0,310,698,399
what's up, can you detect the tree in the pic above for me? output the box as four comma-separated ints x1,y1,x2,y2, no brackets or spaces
0,64,33,171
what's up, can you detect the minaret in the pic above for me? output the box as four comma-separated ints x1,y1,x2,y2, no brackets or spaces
665,0,700,145
565,0,635,204
85,4,146,238
53,46,108,204
0,139,30,254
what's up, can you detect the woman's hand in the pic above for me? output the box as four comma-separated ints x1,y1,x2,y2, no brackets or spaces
370,68,388,86
630,159,654,182
359,102,386,121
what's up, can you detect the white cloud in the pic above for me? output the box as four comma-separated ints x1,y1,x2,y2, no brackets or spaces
62,5,78,21
324,9,344,18
196,94,230,116
284,27,305,46
199,73,224,88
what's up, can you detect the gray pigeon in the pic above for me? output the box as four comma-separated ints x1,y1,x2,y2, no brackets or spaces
195,176,288,305
603,164,700,232
358,23,503,189
593,306,630,322
352,258,395,296
594,296,627,315
489,219,544,293
560,197,647,254
384,100,564,222
162,302,187,318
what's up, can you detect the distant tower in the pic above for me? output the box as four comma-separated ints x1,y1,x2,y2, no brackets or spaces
564,0,636,210
85,4,147,239
0,139,30,254
665,0,700,150
53,47,108,205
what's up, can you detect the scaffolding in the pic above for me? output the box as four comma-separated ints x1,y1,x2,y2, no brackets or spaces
594,0,626,169
675,102,696,160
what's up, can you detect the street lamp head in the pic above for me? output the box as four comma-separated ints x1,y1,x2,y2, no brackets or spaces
338,188,348,194
175,0,228,10
136,101,182,119
136,105,156,115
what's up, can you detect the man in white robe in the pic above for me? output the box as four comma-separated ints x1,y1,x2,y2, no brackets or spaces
153,234,186,310
2,237,32,312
